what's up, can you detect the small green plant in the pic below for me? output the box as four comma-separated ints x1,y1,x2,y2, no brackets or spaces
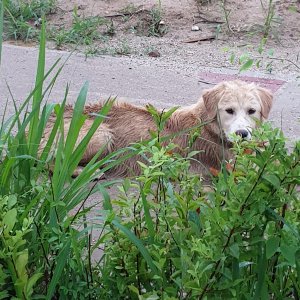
84,40,132,59
50,9,107,48
148,0,167,37
3,0,56,41
259,0,280,39
219,0,231,33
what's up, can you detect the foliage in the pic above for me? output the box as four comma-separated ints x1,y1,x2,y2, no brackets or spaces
148,0,167,37
3,0,56,41
96,117,300,298
0,20,134,299
223,0,299,74
50,8,108,48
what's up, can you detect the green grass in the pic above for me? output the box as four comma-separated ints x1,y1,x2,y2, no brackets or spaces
50,10,108,49
3,0,56,41
0,20,132,298
148,1,167,37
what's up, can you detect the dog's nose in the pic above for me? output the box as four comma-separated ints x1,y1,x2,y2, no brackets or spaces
235,129,249,139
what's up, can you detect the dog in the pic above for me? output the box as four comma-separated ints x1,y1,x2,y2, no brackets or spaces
41,80,273,177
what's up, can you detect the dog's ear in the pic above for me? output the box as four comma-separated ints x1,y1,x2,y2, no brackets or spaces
257,87,273,120
202,83,225,119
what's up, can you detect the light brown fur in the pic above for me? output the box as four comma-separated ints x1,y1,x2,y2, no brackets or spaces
41,80,273,177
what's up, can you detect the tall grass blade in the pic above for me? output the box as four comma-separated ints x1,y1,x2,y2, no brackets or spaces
28,17,46,154
68,98,115,174
46,239,71,300
52,82,89,198
40,86,68,162
4,57,61,141
254,241,267,298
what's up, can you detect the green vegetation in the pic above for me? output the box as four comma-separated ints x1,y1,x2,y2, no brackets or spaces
98,121,300,299
1,4,300,300
148,0,167,37
50,9,109,49
3,0,56,41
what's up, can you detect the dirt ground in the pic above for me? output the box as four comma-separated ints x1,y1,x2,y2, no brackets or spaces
39,0,300,75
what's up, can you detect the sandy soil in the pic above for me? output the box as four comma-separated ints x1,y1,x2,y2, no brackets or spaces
33,0,300,76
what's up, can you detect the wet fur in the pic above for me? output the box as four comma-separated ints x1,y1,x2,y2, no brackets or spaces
41,80,273,177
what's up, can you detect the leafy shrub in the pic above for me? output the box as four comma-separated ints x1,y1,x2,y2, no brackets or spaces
96,120,300,299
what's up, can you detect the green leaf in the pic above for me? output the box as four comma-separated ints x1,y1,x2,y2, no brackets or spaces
288,5,297,13
98,184,112,211
141,190,155,242
280,243,296,265
128,285,139,295
268,48,274,56
25,273,43,297
239,59,254,72
3,208,17,232
112,219,158,275
15,251,28,280
266,237,280,259
295,249,300,281
263,174,281,188
46,240,71,300
188,210,202,235
7,195,17,209
162,106,179,122
229,243,240,259
28,17,46,155
254,242,267,299
256,60,261,68
239,53,249,64
265,208,300,239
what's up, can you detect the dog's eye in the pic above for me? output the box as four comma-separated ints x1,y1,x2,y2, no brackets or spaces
225,108,234,114
248,109,256,115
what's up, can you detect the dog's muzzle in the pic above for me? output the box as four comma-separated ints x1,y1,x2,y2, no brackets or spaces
235,129,250,139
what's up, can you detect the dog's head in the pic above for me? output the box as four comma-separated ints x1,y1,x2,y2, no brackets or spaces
202,80,273,141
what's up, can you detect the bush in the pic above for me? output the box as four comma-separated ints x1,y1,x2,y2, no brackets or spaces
97,121,300,299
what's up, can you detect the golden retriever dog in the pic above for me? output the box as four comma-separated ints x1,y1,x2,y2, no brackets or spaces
41,80,273,177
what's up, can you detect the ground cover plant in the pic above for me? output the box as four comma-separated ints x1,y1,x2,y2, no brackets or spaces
1,13,300,300
49,8,109,49
3,0,56,41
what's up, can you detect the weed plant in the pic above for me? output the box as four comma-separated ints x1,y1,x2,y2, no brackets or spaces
50,9,108,48
148,0,167,37
3,0,56,41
